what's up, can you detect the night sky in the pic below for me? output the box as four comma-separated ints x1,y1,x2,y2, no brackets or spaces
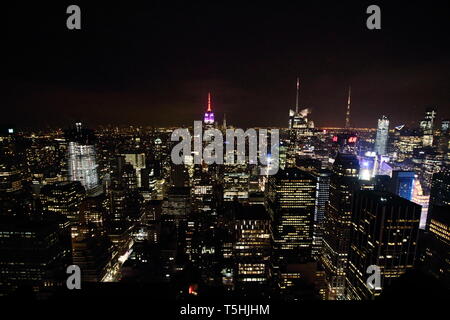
6,2,450,129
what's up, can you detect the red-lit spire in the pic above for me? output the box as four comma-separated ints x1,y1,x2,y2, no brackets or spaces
207,92,212,112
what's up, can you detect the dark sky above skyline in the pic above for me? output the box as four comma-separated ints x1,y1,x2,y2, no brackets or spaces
6,2,450,130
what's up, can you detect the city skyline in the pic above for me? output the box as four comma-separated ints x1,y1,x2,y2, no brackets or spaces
2,1,449,308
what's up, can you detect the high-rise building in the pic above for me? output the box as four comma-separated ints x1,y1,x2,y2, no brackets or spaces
436,120,450,161
374,115,389,155
0,214,72,296
203,92,215,127
66,123,99,192
346,191,421,300
267,168,317,264
192,164,215,213
72,224,114,282
420,205,450,287
233,204,272,290
312,169,331,259
389,170,415,201
40,181,86,223
411,179,430,230
0,128,23,193
442,119,450,132
427,169,450,230
79,193,107,227
420,107,437,147
266,167,317,292
223,163,250,202
345,86,351,129
121,152,146,188
162,187,191,224
320,153,360,300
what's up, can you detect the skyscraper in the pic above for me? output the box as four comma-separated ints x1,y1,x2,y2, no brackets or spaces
411,178,430,230
203,92,215,127
345,86,351,129
420,205,450,287
427,169,450,230
320,153,359,300
266,167,317,291
66,123,100,192
288,78,314,133
374,115,389,155
233,204,272,290
40,181,86,223
0,128,23,194
312,169,332,259
389,170,415,201
420,107,437,147
0,214,72,296
267,168,317,263
121,152,146,188
346,191,421,300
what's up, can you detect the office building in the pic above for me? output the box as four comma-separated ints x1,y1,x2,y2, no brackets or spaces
66,123,100,192
374,116,389,155
320,153,359,299
346,191,421,300
389,170,415,201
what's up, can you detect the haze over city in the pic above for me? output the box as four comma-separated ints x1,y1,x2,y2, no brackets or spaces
6,2,450,129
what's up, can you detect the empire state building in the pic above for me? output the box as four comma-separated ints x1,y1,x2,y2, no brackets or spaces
203,92,215,128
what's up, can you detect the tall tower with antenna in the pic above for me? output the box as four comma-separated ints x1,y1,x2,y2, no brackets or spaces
345,86,351,129
295,77,300,113
204,92,215,126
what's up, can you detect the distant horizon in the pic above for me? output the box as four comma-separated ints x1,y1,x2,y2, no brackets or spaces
6,3,450,129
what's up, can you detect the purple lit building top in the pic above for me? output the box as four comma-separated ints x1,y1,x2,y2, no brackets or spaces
204,92,215,125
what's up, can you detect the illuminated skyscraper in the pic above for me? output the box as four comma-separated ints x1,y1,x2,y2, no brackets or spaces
411,179,430,230
203,92,215,127
312,169,332,259
223,163,250,202
320,153,359,300
389,170,415,201
267,168,317,264
420,107,437,147
442,119,450,132
66,123,99,192
40,181,86,223
0,127,23,193
345,86,351,129
374,115,389,155
346,191,421,300
121,152,146,188
233,204,271,290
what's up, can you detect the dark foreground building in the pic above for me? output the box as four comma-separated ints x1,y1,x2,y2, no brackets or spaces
346,191,421,300
420,205,450,287
0,214,72,296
